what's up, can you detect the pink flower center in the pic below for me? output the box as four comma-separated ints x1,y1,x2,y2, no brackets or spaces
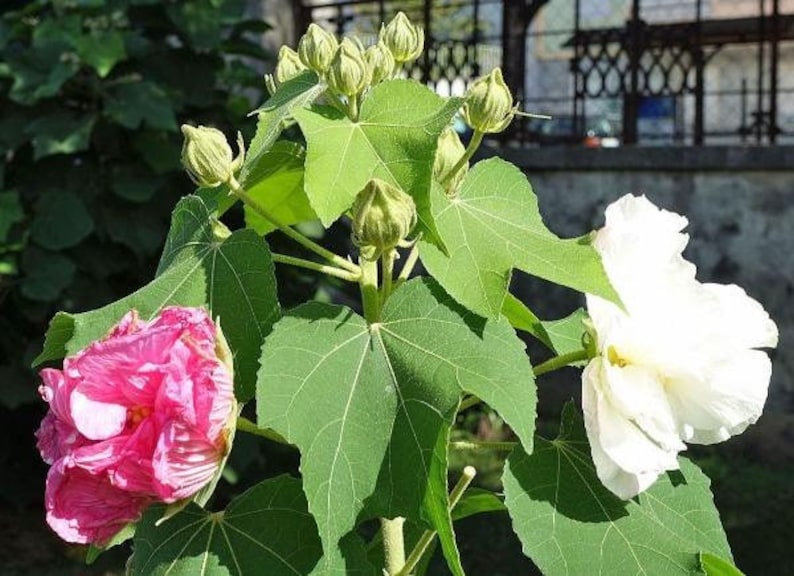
127,406,152,426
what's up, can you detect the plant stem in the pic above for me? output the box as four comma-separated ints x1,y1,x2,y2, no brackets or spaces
532,349,590,377
227,177,359,274
450,440,517,452
381,517,406,576
272,253,360,282
380,249,396,305
397,466,477,576
236,416,294,447
441,129,484,189
348,93,359,121
394,241,420,289
359,256,380,323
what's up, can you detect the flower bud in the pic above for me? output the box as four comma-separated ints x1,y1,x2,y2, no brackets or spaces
461,67,515,133
326,38,371,97
434,127,468,192
352,179,417,260
276,45,307,84
298,23,338,74
180,125,245,188
366,40,395,84
379,11,424,64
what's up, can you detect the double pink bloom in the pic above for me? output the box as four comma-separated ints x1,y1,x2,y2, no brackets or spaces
36,307,235,545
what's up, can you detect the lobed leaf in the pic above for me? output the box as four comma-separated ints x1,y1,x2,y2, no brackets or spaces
421,158,619,318
294,80,461,245
502,403,732,576
130,475,325,575
34,196,279,401
257,278,536,576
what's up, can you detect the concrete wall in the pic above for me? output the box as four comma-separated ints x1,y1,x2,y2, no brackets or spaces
483,145,794,410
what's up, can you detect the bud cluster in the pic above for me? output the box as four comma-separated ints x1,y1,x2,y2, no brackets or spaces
271,11,425,103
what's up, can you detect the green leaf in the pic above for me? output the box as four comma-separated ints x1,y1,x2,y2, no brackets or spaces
111,165,161,203
257,278,535,576
20,248,76,302
30,191,93,250
0,191,24,243
34,196,279,401
166,0,225,52
241,70,323,183
130,475,325,575
105,81,178,131
243,141,316,234
543,308,589,358
74,30,126,77
294,80,461,243
26,112,96,160
700,552,746,576
502,404,732,576
420,158,619,318
6,42,79,103
501,293,553,349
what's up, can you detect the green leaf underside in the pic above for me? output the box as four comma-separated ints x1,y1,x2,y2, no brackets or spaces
502,404,732,576
501,293,554,349
241,71,323,184
34,196,279,401
542,308,589,358
257,278,535,576
243,141,317,234
699,552,746,576
420,158,620,318
130,475,324,576
294,80,461,245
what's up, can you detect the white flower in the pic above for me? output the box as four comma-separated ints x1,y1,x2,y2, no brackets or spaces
583,194,778,499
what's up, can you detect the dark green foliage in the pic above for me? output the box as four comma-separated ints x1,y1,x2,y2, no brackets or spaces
0,0,270,413
0,4,272,546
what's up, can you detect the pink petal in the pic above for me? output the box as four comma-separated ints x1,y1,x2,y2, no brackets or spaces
45,459,149,545
152,420,223,502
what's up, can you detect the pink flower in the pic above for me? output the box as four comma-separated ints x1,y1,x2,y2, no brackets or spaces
36,307,236,545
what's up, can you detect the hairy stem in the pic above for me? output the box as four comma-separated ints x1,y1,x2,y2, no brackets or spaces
533,349,590,377
359,257,380,324
398,466,477,576
381,517,406,576
348,93,360,122
272,253,360,282
442,129,484,189
228,177,359,274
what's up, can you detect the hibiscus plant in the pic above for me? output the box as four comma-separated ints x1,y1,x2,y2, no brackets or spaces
33,12,776,576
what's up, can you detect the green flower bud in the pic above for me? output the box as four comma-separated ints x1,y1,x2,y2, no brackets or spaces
276,45,307,84
366,40,395,85
180,125,245,188
379,11,424,64
461,67,516,133
352,178,417,260
298,23,338,74
327,38,371,97
434,127,468,192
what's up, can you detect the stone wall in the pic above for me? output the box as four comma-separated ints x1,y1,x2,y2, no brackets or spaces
482,145,794,410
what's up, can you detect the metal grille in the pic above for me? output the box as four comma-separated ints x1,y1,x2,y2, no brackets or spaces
298,0,793,146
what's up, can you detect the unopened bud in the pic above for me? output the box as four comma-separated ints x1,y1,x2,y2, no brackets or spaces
352,179,417,260
379,11,424,64
276,45,307,84
366,40,395,84
434,127,468,192
327,38,371,97
461,68,515,133
298,23,338,74
180,125,245,188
